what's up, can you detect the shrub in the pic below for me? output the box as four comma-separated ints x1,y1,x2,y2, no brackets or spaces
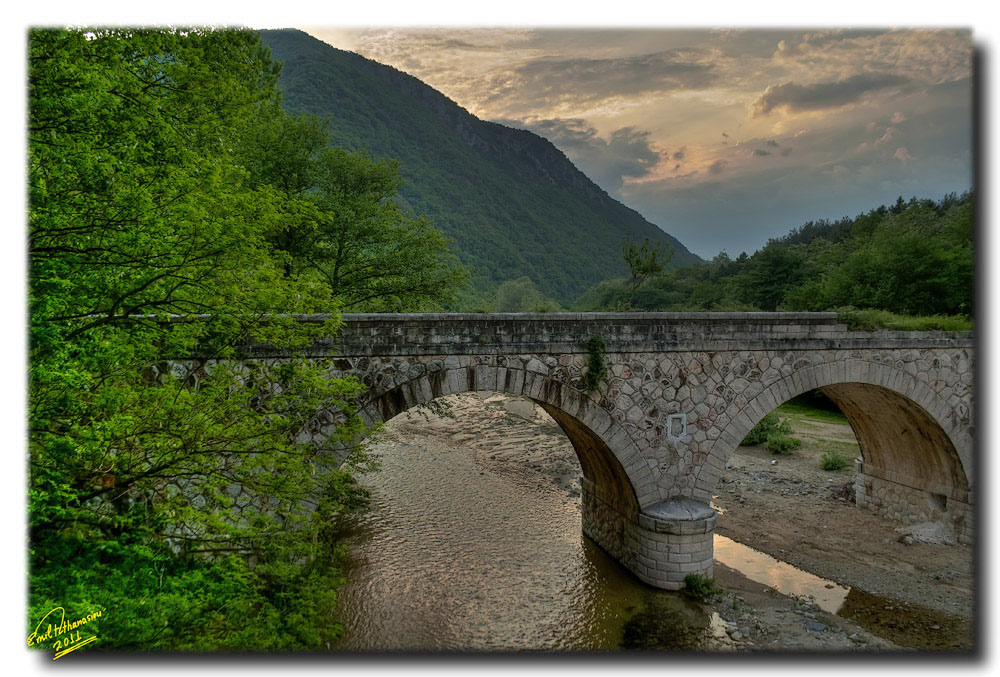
834,306,972,332
683,573,721,600
766,434,802,455
742,412,792,445
820,450,850,471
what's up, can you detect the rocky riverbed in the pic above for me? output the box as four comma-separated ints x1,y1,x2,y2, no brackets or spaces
365,391,975,652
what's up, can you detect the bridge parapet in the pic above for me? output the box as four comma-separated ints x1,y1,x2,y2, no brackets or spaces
239,312,973,358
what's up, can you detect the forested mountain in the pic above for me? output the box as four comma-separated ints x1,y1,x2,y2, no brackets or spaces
260,29,700,305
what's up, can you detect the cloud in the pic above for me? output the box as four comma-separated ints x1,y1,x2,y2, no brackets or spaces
708,159,728,174
489,49,718,109
752,149,771,156
766,139,780,147
769,29,971,87
893,147,915,163
499,117,668,190
874,126,897,146
891,111,908,124
751,72,910,117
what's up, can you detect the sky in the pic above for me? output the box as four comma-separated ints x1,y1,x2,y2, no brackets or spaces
303,27,973,259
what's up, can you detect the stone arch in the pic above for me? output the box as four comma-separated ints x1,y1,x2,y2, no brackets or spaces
354,363,659,516
695,359,972,525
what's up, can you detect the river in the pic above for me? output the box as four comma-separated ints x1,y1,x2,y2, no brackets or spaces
334,424,712,651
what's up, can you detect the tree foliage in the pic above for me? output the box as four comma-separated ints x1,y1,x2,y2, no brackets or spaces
493,276,561,312
575,192,973,323
237,103,468,311
26,27,442,652
622,235,673,293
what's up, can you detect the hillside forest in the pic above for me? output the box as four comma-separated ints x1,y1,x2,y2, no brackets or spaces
570,192,974,328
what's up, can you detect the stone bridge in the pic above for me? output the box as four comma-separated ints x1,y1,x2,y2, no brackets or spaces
247,312,975,590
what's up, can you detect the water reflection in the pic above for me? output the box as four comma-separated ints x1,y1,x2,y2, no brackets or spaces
713,535,850,613
711,534,972,650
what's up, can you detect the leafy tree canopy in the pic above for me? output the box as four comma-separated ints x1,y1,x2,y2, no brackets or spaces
493,276,561,312
27,27,452,651
237,102,468,311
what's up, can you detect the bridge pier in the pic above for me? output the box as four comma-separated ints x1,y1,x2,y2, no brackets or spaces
582,478,716,590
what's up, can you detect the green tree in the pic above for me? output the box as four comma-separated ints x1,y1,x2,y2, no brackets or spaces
622,234,673,293
573,192,972,322
738,244,812,311
28,27,371,651
493,276,561,312
811,201,973,316
238,103,468,311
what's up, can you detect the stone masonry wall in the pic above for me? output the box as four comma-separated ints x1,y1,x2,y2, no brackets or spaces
303,344,972,510
855,462,974,544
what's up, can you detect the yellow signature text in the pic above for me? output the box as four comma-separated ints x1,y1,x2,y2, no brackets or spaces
27,607,102,659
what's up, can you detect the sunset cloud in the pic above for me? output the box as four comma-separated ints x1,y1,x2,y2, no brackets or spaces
500,50,718,105
893,147,915,163
751,73,909,117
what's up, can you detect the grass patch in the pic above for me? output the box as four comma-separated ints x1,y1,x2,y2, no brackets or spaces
835,307,973,332
684,573,722,600
776,401,849,425
820,449,851,471
821,439,862,453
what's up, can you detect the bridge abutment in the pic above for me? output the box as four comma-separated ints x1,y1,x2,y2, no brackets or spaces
855,462,974,544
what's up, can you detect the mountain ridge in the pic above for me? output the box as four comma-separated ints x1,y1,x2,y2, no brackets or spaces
260,28,700,304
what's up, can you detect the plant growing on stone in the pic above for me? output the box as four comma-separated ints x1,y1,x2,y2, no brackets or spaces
583,335,607,392
820,449,850,471
741,412,792,445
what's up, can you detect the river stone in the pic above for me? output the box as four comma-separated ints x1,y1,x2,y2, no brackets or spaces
807,621,828,632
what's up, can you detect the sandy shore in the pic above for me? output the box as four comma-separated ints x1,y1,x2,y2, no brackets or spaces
378,391,974,651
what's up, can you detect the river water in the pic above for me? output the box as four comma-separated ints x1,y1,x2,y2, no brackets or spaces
335,432,711,651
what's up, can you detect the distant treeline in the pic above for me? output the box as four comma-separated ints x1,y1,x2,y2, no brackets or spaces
572,191,973,320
